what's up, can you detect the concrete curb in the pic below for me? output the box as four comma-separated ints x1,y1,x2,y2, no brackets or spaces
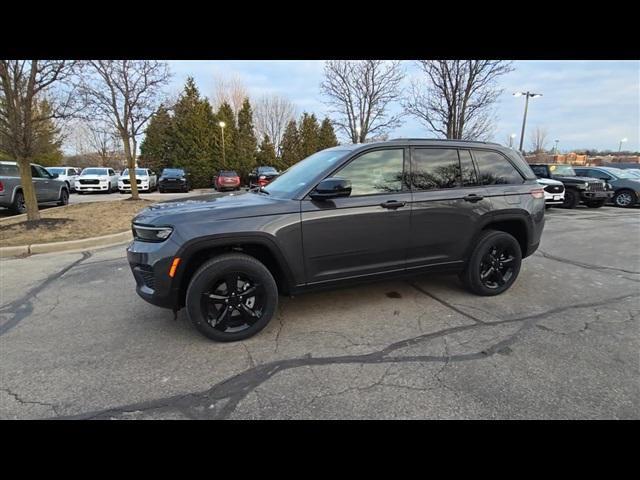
1,230,132,259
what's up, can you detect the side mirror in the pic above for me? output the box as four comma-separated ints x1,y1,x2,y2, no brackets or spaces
310,177,352,200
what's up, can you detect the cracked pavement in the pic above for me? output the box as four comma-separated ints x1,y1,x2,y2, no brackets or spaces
1,206,639,419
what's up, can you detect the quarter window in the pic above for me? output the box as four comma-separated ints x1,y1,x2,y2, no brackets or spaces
474,150,524,185
411,148,460,190
459,150,478,187
335,149,404,195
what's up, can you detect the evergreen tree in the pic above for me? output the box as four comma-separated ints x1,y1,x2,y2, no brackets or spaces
28,100,63,166
256,134,277,166
215,102,237,170
169,77,217,188
298,112,320,159
235,98,258,177
139,105,173,172
318,117,339,150
279,119,301,169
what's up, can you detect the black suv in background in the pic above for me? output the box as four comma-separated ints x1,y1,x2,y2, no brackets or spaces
529,163,612,208
158,168,190,193
573,166,640,208
128,140,545,342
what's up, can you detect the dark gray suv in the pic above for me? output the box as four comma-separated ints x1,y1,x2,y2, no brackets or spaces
127,139,545,342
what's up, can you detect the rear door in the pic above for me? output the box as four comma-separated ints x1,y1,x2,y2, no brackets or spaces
30,165,56,201
472,149,530,209
301,147,412,284
407,147,491,268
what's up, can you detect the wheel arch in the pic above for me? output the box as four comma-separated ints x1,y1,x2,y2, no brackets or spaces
472,212,533,259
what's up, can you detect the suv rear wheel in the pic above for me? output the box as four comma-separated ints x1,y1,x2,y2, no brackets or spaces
460,230,522,296
613,189,637,208
11,190,26,214
185,253,278,342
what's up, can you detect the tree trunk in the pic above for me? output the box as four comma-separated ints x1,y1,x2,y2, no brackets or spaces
17,158,40,221
121,133,139,200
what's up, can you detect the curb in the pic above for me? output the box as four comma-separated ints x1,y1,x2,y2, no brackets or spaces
0,230,132,259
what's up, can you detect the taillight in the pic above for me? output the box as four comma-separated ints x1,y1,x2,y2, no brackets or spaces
530,188,544,199
0,180,4,193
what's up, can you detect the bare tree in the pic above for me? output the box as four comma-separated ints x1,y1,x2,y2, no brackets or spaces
80,61,170,200
321,60,404,143
253,94,297,156
211,74,248,116
529,126,549,154
404,60,513,141
0,60,81,220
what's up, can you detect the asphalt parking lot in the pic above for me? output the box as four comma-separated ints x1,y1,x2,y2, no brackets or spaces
1,205,638,419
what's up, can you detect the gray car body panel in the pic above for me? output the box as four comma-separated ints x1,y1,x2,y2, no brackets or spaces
0,161,67,209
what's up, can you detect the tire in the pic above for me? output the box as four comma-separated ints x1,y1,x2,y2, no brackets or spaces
185,253,278,342
10,190,26,214
613,189,637,208
77,191,84,195
158,187,164,193
560,189,580,209
459,230,522,296
586,199,606,208
57,188,69,206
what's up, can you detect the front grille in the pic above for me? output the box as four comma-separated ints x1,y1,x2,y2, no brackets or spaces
587,182,605,192
79,179,99,185
122,179,142,185
543,184,564,194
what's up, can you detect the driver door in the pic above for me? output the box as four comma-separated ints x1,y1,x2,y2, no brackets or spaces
301,147,412,285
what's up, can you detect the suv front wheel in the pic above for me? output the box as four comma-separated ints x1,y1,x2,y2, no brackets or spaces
460,230,522,296
185,253,278,342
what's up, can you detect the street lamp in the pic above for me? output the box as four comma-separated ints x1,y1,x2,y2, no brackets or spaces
618,137,628,152
509,133,516,148
513,91,543,152
218,121,226,166
554,139,559,154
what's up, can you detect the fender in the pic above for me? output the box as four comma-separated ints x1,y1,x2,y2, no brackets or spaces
465,209,534,260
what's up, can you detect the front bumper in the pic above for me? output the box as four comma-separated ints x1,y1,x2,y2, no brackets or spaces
580,190,613,200
543,191,564,204
159,180,187,190
75,182,110,191
119,182,150,192
127,238,182,310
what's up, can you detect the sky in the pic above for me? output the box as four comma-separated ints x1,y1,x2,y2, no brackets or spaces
162,60,639,152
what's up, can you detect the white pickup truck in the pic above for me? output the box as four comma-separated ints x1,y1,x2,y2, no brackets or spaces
75,167,119,194
118,168,158,193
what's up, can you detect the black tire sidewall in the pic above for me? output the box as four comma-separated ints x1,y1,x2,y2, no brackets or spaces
13,191,26,213
562,189,580,208
462,230,522,296
186,254,278,342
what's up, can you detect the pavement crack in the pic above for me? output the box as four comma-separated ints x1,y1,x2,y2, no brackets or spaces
1,387,60,415
49,291,639,420
536,249,640,276
407,282,487,324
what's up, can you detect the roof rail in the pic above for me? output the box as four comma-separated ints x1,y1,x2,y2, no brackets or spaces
389,137,501,146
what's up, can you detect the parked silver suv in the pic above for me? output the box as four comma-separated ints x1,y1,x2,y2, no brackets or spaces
0,161,70,214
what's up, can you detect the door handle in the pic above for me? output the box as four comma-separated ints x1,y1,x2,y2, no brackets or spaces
380,200,406,209
463,194,484,203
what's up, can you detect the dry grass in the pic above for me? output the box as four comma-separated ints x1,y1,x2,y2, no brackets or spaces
0,200,152,247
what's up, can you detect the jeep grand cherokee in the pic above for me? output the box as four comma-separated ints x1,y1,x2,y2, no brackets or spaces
127,139,545,342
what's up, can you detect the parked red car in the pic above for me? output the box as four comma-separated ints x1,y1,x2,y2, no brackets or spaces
213,170,241,191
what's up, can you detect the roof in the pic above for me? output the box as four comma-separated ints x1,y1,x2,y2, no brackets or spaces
328,138,504,152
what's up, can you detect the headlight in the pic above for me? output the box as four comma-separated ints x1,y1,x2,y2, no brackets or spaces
132,224,173,242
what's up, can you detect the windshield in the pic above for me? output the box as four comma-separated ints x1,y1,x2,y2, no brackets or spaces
122,169,147,176
263,150,348,198
162,169,184,176
549,164,576,176
259,167,278,174
81,168,108,175
606,168,637,179
47,167,65,175
626,170,640,178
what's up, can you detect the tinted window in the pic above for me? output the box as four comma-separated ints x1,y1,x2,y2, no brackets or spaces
162,169,184,176
411,148,460,190
0,164,19,176
220,171,238,177
82,168,108,175
47,167,65,175
31,165,43,178
459,150,478,187
530,165,547,177
336,149,404,195
259,167,278,173
474,150,524,185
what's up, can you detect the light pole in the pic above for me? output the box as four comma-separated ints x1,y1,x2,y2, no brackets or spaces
554,139,559,154
618,137,628,152
218,121,226,166
513,91,543,153
509,133,516,148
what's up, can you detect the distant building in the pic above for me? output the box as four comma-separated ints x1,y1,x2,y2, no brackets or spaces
525,152,639,166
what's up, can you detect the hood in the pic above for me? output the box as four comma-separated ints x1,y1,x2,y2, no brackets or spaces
79,174,108,180
120,174,149,180
133,191,298,225
551,175,603,185
536,177,563,186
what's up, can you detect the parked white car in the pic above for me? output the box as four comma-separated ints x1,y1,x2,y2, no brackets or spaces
118,168,158,193
536,177,565,207
45,166,79,192
75,167,119,194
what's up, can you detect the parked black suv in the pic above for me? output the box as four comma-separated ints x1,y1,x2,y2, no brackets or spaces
158,168,190,193
128,140,545,342
529,163,613,208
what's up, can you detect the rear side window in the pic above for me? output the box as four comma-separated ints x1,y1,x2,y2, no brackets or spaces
474,150,525,185
530,165,547,177
0,164,19,176
336,149,404,196
411,148,460,190
459,150,478,187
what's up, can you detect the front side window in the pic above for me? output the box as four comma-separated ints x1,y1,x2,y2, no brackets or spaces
411,148,460,190
335,149,404,196
474,150,525,185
